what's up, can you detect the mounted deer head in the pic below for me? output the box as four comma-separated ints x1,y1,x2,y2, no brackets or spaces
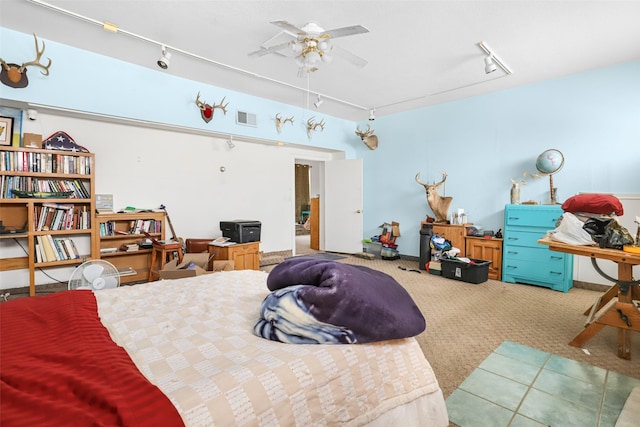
415,171,453,223
0,33,52,89
306,117,325,139
355,124,378,150
275,113,294,133
195,92,229,123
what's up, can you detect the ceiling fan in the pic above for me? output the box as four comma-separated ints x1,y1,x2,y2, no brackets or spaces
249,20,370,74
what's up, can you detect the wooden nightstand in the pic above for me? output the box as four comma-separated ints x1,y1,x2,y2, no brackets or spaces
465,236,503,281
208,242,261,270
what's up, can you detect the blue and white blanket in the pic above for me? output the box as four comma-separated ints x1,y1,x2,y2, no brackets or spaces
253,258,426,344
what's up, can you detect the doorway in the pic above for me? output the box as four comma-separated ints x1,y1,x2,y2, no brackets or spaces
294,160,321,255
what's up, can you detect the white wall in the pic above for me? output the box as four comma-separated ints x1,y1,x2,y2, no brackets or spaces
0,111,340,289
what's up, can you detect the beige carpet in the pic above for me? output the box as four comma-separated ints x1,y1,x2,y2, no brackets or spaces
282,241,640,399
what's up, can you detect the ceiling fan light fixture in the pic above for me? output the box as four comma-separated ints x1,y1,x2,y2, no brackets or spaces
368,108,375,121
484,55,497,74
305,50,321,65
157,46,171,69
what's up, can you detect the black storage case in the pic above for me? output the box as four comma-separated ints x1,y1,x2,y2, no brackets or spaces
441,258,492,284
419,224,433,270
220,220,261,243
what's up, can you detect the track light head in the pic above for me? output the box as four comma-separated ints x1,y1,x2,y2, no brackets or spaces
157,46,171,69
368,108,375,121
484,55,497,74
313,94,323,108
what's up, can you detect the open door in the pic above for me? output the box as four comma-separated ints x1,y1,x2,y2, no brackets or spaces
324,159,363,254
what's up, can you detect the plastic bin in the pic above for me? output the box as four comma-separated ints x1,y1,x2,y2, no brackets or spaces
441,258,492,284
363,241,382,258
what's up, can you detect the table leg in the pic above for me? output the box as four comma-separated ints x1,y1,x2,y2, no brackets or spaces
570,262,639,360
583,284,619,316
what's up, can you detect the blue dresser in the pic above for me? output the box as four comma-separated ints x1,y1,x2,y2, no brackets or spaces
502,204,573,292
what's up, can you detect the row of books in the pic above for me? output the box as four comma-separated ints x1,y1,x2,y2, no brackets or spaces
1,176,90,199
0,150,92,175
35,235,81,263
99,219,162,236
35,203,91,231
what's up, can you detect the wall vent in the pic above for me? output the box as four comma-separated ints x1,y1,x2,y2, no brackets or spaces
236,111,257,127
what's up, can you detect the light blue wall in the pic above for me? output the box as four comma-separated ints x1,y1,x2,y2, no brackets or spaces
0,28,359,157
2,28,639,258
364,61,640,256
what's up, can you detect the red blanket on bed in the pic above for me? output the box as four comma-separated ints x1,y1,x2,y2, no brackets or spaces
0,290,184,427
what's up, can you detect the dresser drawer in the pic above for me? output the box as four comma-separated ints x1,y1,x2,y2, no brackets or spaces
505,207,561,229
503,245,566,265
502,258,568,289
504,230,551,247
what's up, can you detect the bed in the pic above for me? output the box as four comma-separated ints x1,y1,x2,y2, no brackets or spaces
1,267,449,426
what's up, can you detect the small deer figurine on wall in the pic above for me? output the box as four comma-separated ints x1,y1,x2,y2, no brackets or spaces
306,117,325,139
195,92,229,123
275,113,294,133
355,124,379,150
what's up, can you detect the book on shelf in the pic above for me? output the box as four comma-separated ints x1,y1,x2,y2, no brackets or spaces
100,247,118,254
40,235,57,262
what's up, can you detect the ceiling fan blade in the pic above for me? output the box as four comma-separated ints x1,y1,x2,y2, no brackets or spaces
270,20,305,36
324,25,369,39
331,45,368,68
248,41,292,57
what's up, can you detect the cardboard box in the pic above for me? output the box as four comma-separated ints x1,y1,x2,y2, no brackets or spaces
158,253,234,280
22,133,42,148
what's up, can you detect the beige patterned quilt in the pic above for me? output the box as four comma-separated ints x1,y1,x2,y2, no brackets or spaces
95,270,445,426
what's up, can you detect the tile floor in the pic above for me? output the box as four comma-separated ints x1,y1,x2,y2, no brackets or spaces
446,341,640,427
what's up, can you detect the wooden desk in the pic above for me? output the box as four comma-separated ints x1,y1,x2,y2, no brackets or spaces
539,238,640,359
208,242,260,270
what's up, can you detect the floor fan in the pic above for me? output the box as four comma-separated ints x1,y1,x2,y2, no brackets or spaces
68,260,120,291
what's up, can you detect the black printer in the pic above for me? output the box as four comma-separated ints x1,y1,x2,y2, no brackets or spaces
220,220,261,243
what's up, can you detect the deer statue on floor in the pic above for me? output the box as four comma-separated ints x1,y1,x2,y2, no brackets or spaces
415,171,453,223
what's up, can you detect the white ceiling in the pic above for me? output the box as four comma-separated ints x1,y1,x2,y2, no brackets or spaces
1,0,640,121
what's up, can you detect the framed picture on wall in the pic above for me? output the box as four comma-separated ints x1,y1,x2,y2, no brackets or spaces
0,116,14,146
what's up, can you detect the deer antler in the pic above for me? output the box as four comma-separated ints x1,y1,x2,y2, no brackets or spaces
415,171,447,189
18,34,52,76
306,117,325,138
212,96,229,115
195,91,207,110
275,113,294,133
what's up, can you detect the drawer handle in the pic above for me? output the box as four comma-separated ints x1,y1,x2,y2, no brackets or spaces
550,256,563,260
508,217,520,220
550,271,562,275
508,237,519,241
507,251,519,255
506,265,518,269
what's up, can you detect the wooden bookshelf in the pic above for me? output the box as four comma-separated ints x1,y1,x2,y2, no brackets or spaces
0,146,98,296
97,211,165,284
